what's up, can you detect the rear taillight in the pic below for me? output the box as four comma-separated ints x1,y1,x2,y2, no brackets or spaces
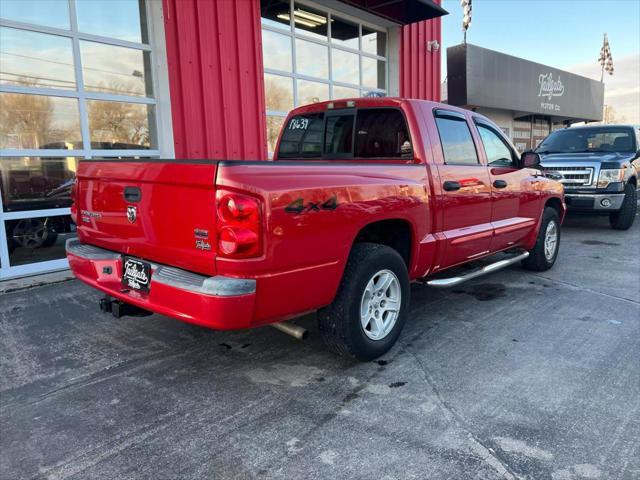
216,191,262,258
70,179,78,224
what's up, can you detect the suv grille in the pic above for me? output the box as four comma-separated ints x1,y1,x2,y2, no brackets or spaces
541,166,594,187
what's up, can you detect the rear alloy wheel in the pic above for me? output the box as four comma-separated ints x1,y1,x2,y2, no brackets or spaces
522,207,561,272
318,243,409,361
609,182,637,230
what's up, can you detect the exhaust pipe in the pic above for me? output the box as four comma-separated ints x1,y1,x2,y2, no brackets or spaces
271,321,308,340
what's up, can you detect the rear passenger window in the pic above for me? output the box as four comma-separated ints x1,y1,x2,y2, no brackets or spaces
278,113,324,158
355,109,412,158
325,114,354,155
435,116,479,165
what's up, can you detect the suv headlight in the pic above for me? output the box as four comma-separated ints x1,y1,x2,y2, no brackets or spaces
597,169,624,188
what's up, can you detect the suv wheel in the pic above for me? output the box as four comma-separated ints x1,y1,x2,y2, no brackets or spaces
318,243,410,361
609,182,637,230
522,207,561,272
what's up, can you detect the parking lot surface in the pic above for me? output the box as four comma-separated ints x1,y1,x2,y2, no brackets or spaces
1,215,638,480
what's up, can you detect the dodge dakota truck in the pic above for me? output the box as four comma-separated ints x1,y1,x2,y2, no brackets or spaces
537,124,639,229
66,98,565,360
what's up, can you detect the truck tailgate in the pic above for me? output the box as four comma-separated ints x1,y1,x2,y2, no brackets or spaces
76,160,218,276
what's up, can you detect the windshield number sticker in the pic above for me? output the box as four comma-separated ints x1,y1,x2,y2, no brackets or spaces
288,118,309,130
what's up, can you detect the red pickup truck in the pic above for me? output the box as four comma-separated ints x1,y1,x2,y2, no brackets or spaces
66,98,565,360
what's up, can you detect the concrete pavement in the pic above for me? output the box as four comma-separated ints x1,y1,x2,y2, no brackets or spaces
1,214,638,480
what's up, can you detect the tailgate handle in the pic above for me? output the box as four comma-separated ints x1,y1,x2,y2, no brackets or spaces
123,187,141,203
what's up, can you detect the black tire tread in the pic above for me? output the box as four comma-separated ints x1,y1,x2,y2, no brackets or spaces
609,182,637,230
522,207,560,272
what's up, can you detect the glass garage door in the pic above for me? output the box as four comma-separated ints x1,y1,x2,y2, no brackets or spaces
0,0,164,280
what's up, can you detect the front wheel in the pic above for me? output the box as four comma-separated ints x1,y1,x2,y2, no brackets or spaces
318,243,410,361
522,207,561,272
609,183,637,230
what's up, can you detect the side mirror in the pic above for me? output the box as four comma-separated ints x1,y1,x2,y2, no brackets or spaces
521,151,541,168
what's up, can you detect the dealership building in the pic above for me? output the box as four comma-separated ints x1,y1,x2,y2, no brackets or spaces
444,43,605,152
0,0,445,279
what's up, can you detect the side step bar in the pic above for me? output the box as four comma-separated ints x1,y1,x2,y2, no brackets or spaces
426,251,530,288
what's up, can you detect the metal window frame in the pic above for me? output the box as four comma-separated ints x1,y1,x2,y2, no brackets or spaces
0,0,169,280
262,0,389,155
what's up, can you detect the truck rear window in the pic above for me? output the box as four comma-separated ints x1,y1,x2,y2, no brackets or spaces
277,108,412,160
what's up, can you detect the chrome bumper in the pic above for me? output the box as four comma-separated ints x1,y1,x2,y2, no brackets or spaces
565,193,625,211
65,238,256,296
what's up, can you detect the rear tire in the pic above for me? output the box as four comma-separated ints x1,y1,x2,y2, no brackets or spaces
609,182,637,230
318,243,410,361
522,207,561,272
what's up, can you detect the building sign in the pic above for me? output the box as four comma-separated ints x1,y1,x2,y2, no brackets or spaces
447,44,604,121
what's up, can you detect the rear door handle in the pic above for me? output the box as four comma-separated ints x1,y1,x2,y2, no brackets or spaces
123,186,141,202
493,180,508,189
443,181,461,191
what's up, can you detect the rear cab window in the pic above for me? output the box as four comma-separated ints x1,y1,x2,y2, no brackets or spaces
276,107,413,160
433,111,479,165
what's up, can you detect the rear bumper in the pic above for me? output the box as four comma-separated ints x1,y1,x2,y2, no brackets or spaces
565,193,625,212
66,239,256,330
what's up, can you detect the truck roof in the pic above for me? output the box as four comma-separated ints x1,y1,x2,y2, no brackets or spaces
286,97,470,117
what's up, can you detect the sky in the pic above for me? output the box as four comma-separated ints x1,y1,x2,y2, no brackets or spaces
440,0,640,123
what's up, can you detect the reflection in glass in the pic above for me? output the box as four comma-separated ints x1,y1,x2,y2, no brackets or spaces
362,28,386,57
260,0,291,30
0,93,81,149
87,100,155,149
266,116,285,154
0,27,76,90
297,79,329,105
264,74,293,112
293,3,328,40
331,16,359,49
0,157,77,212
362,57,386,89
80,41,152,97
6,215,76,266
76,0,147,43
333,85,360,100
262,30,292,72
295,39,328,79
0,0,70,30
332,49,359,86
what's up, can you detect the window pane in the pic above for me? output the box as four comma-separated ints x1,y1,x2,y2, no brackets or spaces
262,30,292,72
261,0,291,31
333,85,359,100
355,109,411,159
87,100,155,149
76,0,147,43
477,125,513,166
0,93,81,149
80,41,152,97
264,73,293,112
297,79,329,105
362,28,386,57
266,116,285,155
362,57,385,89
295,39,328,79
332,49,359,86
6,215,76,266
293,3,328,41
0,27,76,90
435,117,479,165
331,16,359,49
277,113,324,158
0,0,69,30
1,157,77,212
325,114,354,155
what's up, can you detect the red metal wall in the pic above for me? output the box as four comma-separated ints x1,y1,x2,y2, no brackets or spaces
162,0,267,160
400,16,442,101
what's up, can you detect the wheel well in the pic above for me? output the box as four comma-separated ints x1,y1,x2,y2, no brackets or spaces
545,197,563,217
353,219,413,269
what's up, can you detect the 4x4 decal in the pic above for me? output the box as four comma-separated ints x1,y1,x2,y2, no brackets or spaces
285,195,338,214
